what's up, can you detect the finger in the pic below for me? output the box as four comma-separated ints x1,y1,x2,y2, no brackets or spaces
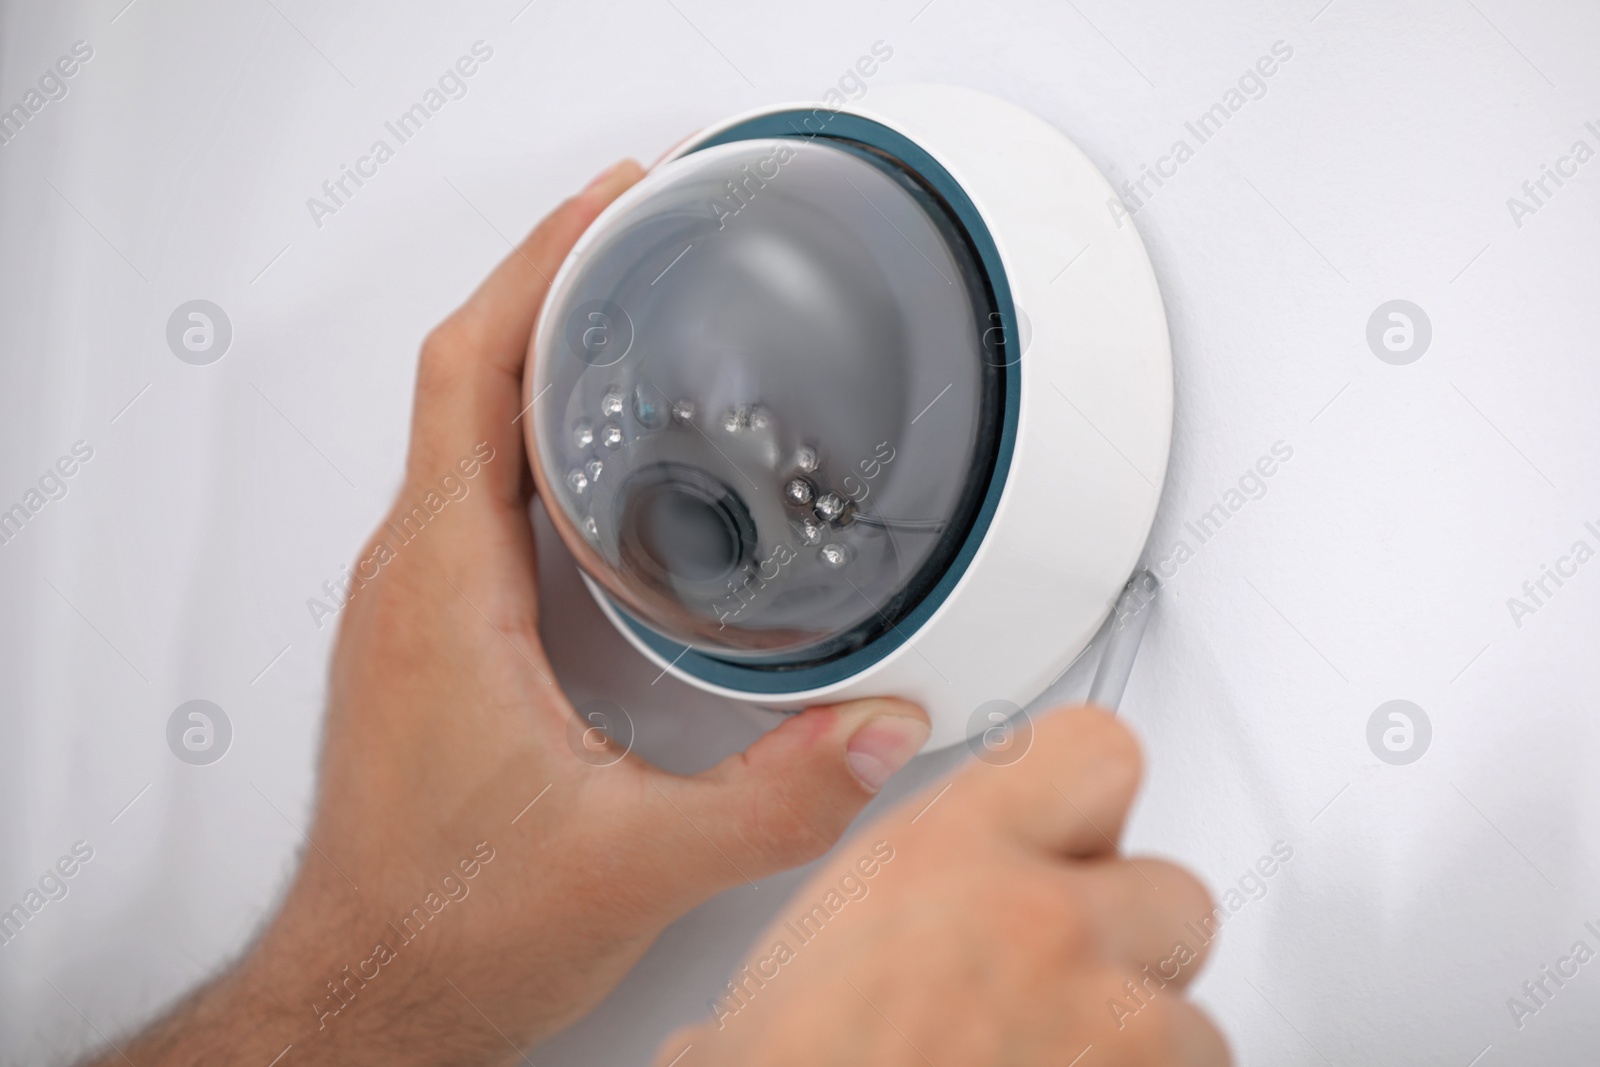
651,1025,701,1067
456,159,645,378
1158,999,1232,1067
937,704,1144,858
407,159,646,511
642,698,931,898
1068,857,1218,988
1079,967,1231,1067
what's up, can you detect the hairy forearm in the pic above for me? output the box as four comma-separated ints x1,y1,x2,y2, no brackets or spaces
77,897,512,1067
80,961,293,1067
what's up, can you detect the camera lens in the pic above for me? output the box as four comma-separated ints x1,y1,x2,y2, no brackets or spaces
529,135,1003,668
618,465,753,590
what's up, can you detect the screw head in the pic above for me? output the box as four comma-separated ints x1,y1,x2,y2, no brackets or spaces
815,492,845,522
784,478,814,506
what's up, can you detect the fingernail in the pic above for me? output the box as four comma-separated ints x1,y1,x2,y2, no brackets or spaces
583,159,628,193
846,715,930,792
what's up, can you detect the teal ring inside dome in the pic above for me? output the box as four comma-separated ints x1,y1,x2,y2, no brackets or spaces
609,109,1021,695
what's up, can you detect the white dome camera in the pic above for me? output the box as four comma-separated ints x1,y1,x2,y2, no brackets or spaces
525,84,1172,750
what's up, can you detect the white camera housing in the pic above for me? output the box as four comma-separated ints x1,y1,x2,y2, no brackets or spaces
526,84,1171,750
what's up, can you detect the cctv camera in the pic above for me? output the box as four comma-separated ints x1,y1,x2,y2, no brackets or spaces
525,84,1172,750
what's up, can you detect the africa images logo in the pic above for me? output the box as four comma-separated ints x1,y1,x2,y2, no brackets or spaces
166,700,233,766
0,40,93,149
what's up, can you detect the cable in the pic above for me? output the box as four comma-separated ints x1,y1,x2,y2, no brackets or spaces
1087,569,1159,713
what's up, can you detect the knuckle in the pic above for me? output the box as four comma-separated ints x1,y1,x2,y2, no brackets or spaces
736,786,839,869
1078,964,1167,1052
1082,706,1144,780
989,871,1097,965
1148,858,1216,922
1124,997,1180,1055
1049,704,1143,795
1095,970,1229,1062
417,317,480,387
423,312,481,357
1041,889,1098,962
418,323,458,370
1144,997,1224,1063
1177,1002,1233,1064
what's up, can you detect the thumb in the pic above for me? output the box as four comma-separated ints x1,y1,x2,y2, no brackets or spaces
650,698,930,895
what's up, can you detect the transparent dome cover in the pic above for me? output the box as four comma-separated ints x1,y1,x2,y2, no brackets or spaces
530,136,1003,668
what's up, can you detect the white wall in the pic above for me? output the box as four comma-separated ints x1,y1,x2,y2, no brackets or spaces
1,0,1597,1063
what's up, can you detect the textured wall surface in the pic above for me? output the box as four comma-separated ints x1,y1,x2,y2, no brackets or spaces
1,0,1597,1063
